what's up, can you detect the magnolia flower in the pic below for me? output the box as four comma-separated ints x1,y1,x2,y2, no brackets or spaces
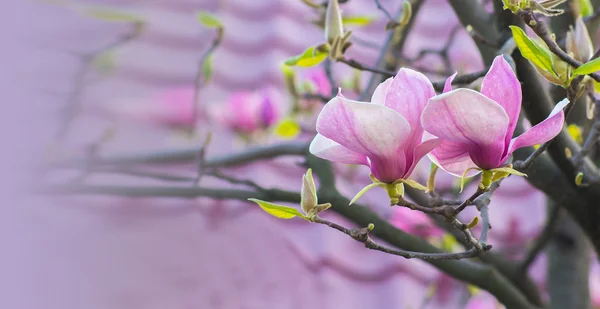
421,55,568,176
309,69,440,184
214,87,282,134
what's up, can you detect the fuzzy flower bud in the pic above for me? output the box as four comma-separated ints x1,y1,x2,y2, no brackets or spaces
566,16,593,62
324,0,344,44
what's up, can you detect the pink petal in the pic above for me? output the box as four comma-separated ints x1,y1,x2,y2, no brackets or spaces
371,77,393,105
421,88,509,169
428,138,479,177
385,69,436,131
505,98,569,159
481,55,522,146
309,134,368,165
316,95,412,182
443,72,457,93
404,138,441,177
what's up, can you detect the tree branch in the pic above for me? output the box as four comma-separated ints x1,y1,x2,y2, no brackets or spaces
50,142,308,168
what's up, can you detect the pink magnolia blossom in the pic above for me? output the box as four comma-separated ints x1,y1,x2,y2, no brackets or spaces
421,55,568,175
465,293,498,309
309,69,440,183
213,86,282,134
391,207,442,239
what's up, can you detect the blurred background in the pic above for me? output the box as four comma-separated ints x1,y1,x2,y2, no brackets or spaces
3,0,599,308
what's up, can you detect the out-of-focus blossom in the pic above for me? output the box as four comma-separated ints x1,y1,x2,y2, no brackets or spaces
390,207,442,239
212,86,283,135
465,292,500,309
310,68,440,183
303,67,332,98
298,68,332,113
421,56,568,176
566,16,593,63
94,87,197,130
591,261,600,308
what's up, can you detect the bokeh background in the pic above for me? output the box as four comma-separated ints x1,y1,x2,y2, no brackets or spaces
3,0,600,308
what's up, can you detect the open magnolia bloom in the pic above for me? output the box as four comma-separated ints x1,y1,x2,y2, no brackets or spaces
421,55,569,179
310,68,440,202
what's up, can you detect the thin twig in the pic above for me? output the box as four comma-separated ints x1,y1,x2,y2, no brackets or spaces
338,57,395,77
206,170,266,192
193,132,213,185
313,216,483,260
373,0,394,22
431,69,488,92
454,187,486,214
56,22,142,140
50,142,309,168
192,26,224,132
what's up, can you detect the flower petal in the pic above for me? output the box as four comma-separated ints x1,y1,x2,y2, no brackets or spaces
371,77,393,105
421,88,509,169
505,98,569,159
316,95,412,162
385,68,436,130
309,134,368,165
404,137,441,177
443,72,457,93
424,132,479,177
480,55,522,146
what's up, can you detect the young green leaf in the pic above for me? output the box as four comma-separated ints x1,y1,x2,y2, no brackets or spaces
273,118,301,139
284,45,328,67
509,26,556,77
85,7,141,22
196,11,223,28
577,0,594,17
572,57,600,77
248,199,310,220
342,16,375,26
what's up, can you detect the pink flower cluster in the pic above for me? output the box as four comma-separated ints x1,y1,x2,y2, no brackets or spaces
310,55,568,182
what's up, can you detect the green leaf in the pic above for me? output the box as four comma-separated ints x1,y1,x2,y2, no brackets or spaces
284,45,328,67
273,118,301,139
196,11,222,28
247,199,310,220
509,26,556,77
86,7,141,22
572,57,600,76
578,0,594,17
594,80,600,93
342,16,375,26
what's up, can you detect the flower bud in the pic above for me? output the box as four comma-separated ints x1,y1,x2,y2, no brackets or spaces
575,172,584,186
301,168,318,215
324,0,344,44
566,17,593,62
